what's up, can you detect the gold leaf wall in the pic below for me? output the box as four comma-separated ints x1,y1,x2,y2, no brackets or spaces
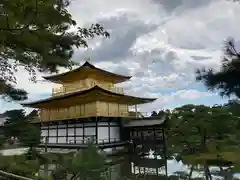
39,101,129,121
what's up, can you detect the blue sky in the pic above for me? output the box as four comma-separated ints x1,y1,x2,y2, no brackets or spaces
1,0,240,114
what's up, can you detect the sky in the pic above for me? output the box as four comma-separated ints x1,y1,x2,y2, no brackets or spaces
1,0,240,114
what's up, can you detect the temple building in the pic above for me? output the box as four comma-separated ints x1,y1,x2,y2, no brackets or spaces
22,61,158,153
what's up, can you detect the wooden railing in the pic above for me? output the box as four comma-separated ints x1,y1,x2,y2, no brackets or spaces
37,111,152,123
128,111,151,118
0,170,33,180
52,84,124,96
57,138,121,145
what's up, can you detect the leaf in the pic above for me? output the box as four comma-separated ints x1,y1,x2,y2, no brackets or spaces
0,0,109,101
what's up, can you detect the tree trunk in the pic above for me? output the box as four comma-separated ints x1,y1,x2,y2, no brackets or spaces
207,167,212,180
184,165,194,180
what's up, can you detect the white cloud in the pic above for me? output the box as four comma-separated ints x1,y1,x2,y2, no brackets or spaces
124,86,215,114
176,89,214,100
1,0,239,113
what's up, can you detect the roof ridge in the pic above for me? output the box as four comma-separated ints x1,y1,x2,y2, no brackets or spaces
42,61,131,83
21,85,156,107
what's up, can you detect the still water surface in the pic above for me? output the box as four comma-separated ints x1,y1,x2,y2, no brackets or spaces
40,149,240,180
1,148,240,179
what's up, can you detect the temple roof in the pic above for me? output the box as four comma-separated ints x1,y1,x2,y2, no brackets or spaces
21,86,157,108
42,61,132,84
123,116,166,127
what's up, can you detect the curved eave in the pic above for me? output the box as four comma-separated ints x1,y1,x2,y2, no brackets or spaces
21,86,156,108
42,61,132,83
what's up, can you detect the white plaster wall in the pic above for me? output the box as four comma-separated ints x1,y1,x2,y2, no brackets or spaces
58,124,66,128
40,122,120,145
68,128,74,136
67,128,75,143
75,127,83,135
49,125,57,129
50,129,57,136
98,122,108,126
98,127,109,143
58,137,66,143
58,128,67,143
75,136,83,143
41,129,47,136
58,129,66,136
110,126,120,142
68,136,74,143
98,122,120,143
48,137,57,143
97,122,109,143
48,129,56,143
85,127,95,136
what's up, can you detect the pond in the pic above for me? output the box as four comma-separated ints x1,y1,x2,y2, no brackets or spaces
38,148,240,180
1,147,240,179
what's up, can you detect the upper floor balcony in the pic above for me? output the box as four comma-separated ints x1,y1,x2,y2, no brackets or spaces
52,84,124,96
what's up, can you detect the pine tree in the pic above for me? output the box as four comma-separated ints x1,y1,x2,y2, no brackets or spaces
0,0,109,101
196,39,240,98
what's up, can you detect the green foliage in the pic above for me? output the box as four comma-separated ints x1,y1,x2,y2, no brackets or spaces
151,110,165,117
166,103,240,157
0,154,40,178
0,134,5,148
0,0,109,101
18,124,41,148
0,79,28,101
4,109,26,121
1,109,41,150
196,39,240,98
3,109,27,141
162,102,240,179
44,143,108,180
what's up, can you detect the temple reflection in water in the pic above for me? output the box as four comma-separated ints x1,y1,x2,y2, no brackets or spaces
40,149,170,180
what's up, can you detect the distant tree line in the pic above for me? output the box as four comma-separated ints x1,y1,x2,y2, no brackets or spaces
0,109,40,159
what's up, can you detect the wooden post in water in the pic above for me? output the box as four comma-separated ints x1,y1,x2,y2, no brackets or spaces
44,137,49,176
162,128,168,177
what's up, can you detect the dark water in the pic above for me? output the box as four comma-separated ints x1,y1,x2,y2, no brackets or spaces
39,149,240,180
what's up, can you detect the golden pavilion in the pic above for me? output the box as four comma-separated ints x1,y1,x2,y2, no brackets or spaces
22,61,157,153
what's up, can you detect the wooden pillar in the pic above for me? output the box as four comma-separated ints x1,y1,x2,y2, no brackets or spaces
154,128,159,176
135,105,137,118
56,122,59,144
83,123,85,144
47,123,49,144
107,103,110,116
119,117,123,141
40,123,42,143
44,135,49,175
118,104,120,117
74,121,76,144
66,121,68,144
95,117,98,144
83,104,86,117
108,118,111,143
162,128,168,177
